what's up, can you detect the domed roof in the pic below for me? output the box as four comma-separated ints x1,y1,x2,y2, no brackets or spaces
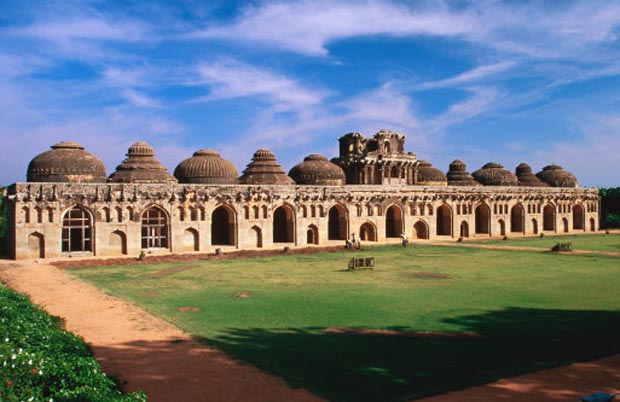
239,148,294,185
515,163,548,187
472,162,519,186
288,154,345,185
27,141,106,183
108,141,177,184
416,160,447,185
446,159,480,186
174,149,238,184
535,164,578,188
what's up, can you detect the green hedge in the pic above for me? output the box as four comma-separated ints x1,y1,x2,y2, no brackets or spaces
0,285,146,402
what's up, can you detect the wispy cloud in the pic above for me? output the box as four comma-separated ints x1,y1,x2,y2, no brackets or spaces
414,62,516,91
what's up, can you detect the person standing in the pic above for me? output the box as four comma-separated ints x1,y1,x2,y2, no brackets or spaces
401,231,408,247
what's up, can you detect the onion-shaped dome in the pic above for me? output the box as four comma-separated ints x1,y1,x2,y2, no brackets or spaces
535,164,578,188
27,141,106,183
516,163,548,187
108,141,177,183
446,159,480,186
239,148,294,185
416,160,447,186
472,162,519,186
174,149,238,184
288,154,345,185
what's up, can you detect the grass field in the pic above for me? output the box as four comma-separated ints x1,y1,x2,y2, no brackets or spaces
70,243,620,401
472,233,620,252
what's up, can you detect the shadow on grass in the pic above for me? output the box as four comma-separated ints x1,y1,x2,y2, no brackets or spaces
201,307,620,401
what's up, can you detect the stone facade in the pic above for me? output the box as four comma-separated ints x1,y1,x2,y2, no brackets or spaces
3,131,600,260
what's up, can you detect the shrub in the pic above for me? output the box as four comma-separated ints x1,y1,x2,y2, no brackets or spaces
551,242,572,252
0,285,146,402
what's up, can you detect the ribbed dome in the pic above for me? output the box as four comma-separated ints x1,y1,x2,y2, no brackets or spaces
174,149,238,184
239,148,294,185
516,163,548,187
288,154,345,185
472,162,519,186
27,141,106,183
416,160,447,185
446,159,480,186
536,165,578,188
108,141,177,184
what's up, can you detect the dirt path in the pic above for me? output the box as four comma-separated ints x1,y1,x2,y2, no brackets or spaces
0,261,322,402
2,260,619,402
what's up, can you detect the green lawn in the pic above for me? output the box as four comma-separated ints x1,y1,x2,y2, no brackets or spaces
69,244,620,401
472,233,620,252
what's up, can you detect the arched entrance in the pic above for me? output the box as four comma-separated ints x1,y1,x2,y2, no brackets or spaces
510,204,524,233
385,204,403,238
27,232,45,258
306,224,318,245
142,206,169,249
573,205,584,230
498,219,506,236
475,203,490,235
590,217,596,232
562,218,569,233
543,204,555,231
532,218,539,234
62,206,93,253
110,230,127,255
436,204,452,236
212,205,236,246
460,221,469,238
328,204,348,240
251,226,263,248
273,205,295,243
413,220,429,240
183,228,199,252
359,222,377,242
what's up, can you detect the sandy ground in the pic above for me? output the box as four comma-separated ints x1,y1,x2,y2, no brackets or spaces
0,261,321,402
1,258,619,402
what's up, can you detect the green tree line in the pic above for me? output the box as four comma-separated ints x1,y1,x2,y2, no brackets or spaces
600,187,620,229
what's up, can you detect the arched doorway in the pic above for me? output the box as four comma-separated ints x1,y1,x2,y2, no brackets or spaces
306,224,318,245
251,226,263,248
141,206,169,249
510,204,524,233
562,218,569,233
573,205,584,230
460,221,469,238
413,220,429,239
543,204,555,231
328,204,348,240
498,219,506,236
385,204,403,238
273,205,295,243
590,217,596,232
532,218,539,234
27,232,45,258
436,204,452,236
359,222,377,242
183,228,199,252
212,205,236,246
475,203,490,235
110,230,127,255
62,206,93,253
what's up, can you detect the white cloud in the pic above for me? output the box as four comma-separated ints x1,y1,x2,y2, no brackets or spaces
414,62,516,91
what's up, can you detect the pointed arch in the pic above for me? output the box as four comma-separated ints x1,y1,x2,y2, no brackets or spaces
27,232,45,258
573,204,585,230
562,217,569,233
532,218,539,235
590,217,596,232
183,228,199,252
62,205,93,253
460,221,469,238
273,204,295,243
386,204,404,238
413,220,429,240
436,204,452,236
141,205,169,249
306,224,319,245
110,230,127,255
328,204,348,240
116,206,123,222
475,203,490,235
211,204,236,246
359,222,377,242
543,204,555,231
510,204,524,233
251,226,263,248
498,219,506,236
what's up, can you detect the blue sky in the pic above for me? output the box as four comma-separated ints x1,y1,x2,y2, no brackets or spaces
1,0,619,187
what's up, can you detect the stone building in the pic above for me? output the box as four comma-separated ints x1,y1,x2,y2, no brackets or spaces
5,131,599,260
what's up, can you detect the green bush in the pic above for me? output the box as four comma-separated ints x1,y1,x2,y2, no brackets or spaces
602,213,620,229
0,285,146,402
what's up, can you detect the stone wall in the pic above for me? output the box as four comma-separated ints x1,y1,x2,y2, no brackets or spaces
5,182,600,260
